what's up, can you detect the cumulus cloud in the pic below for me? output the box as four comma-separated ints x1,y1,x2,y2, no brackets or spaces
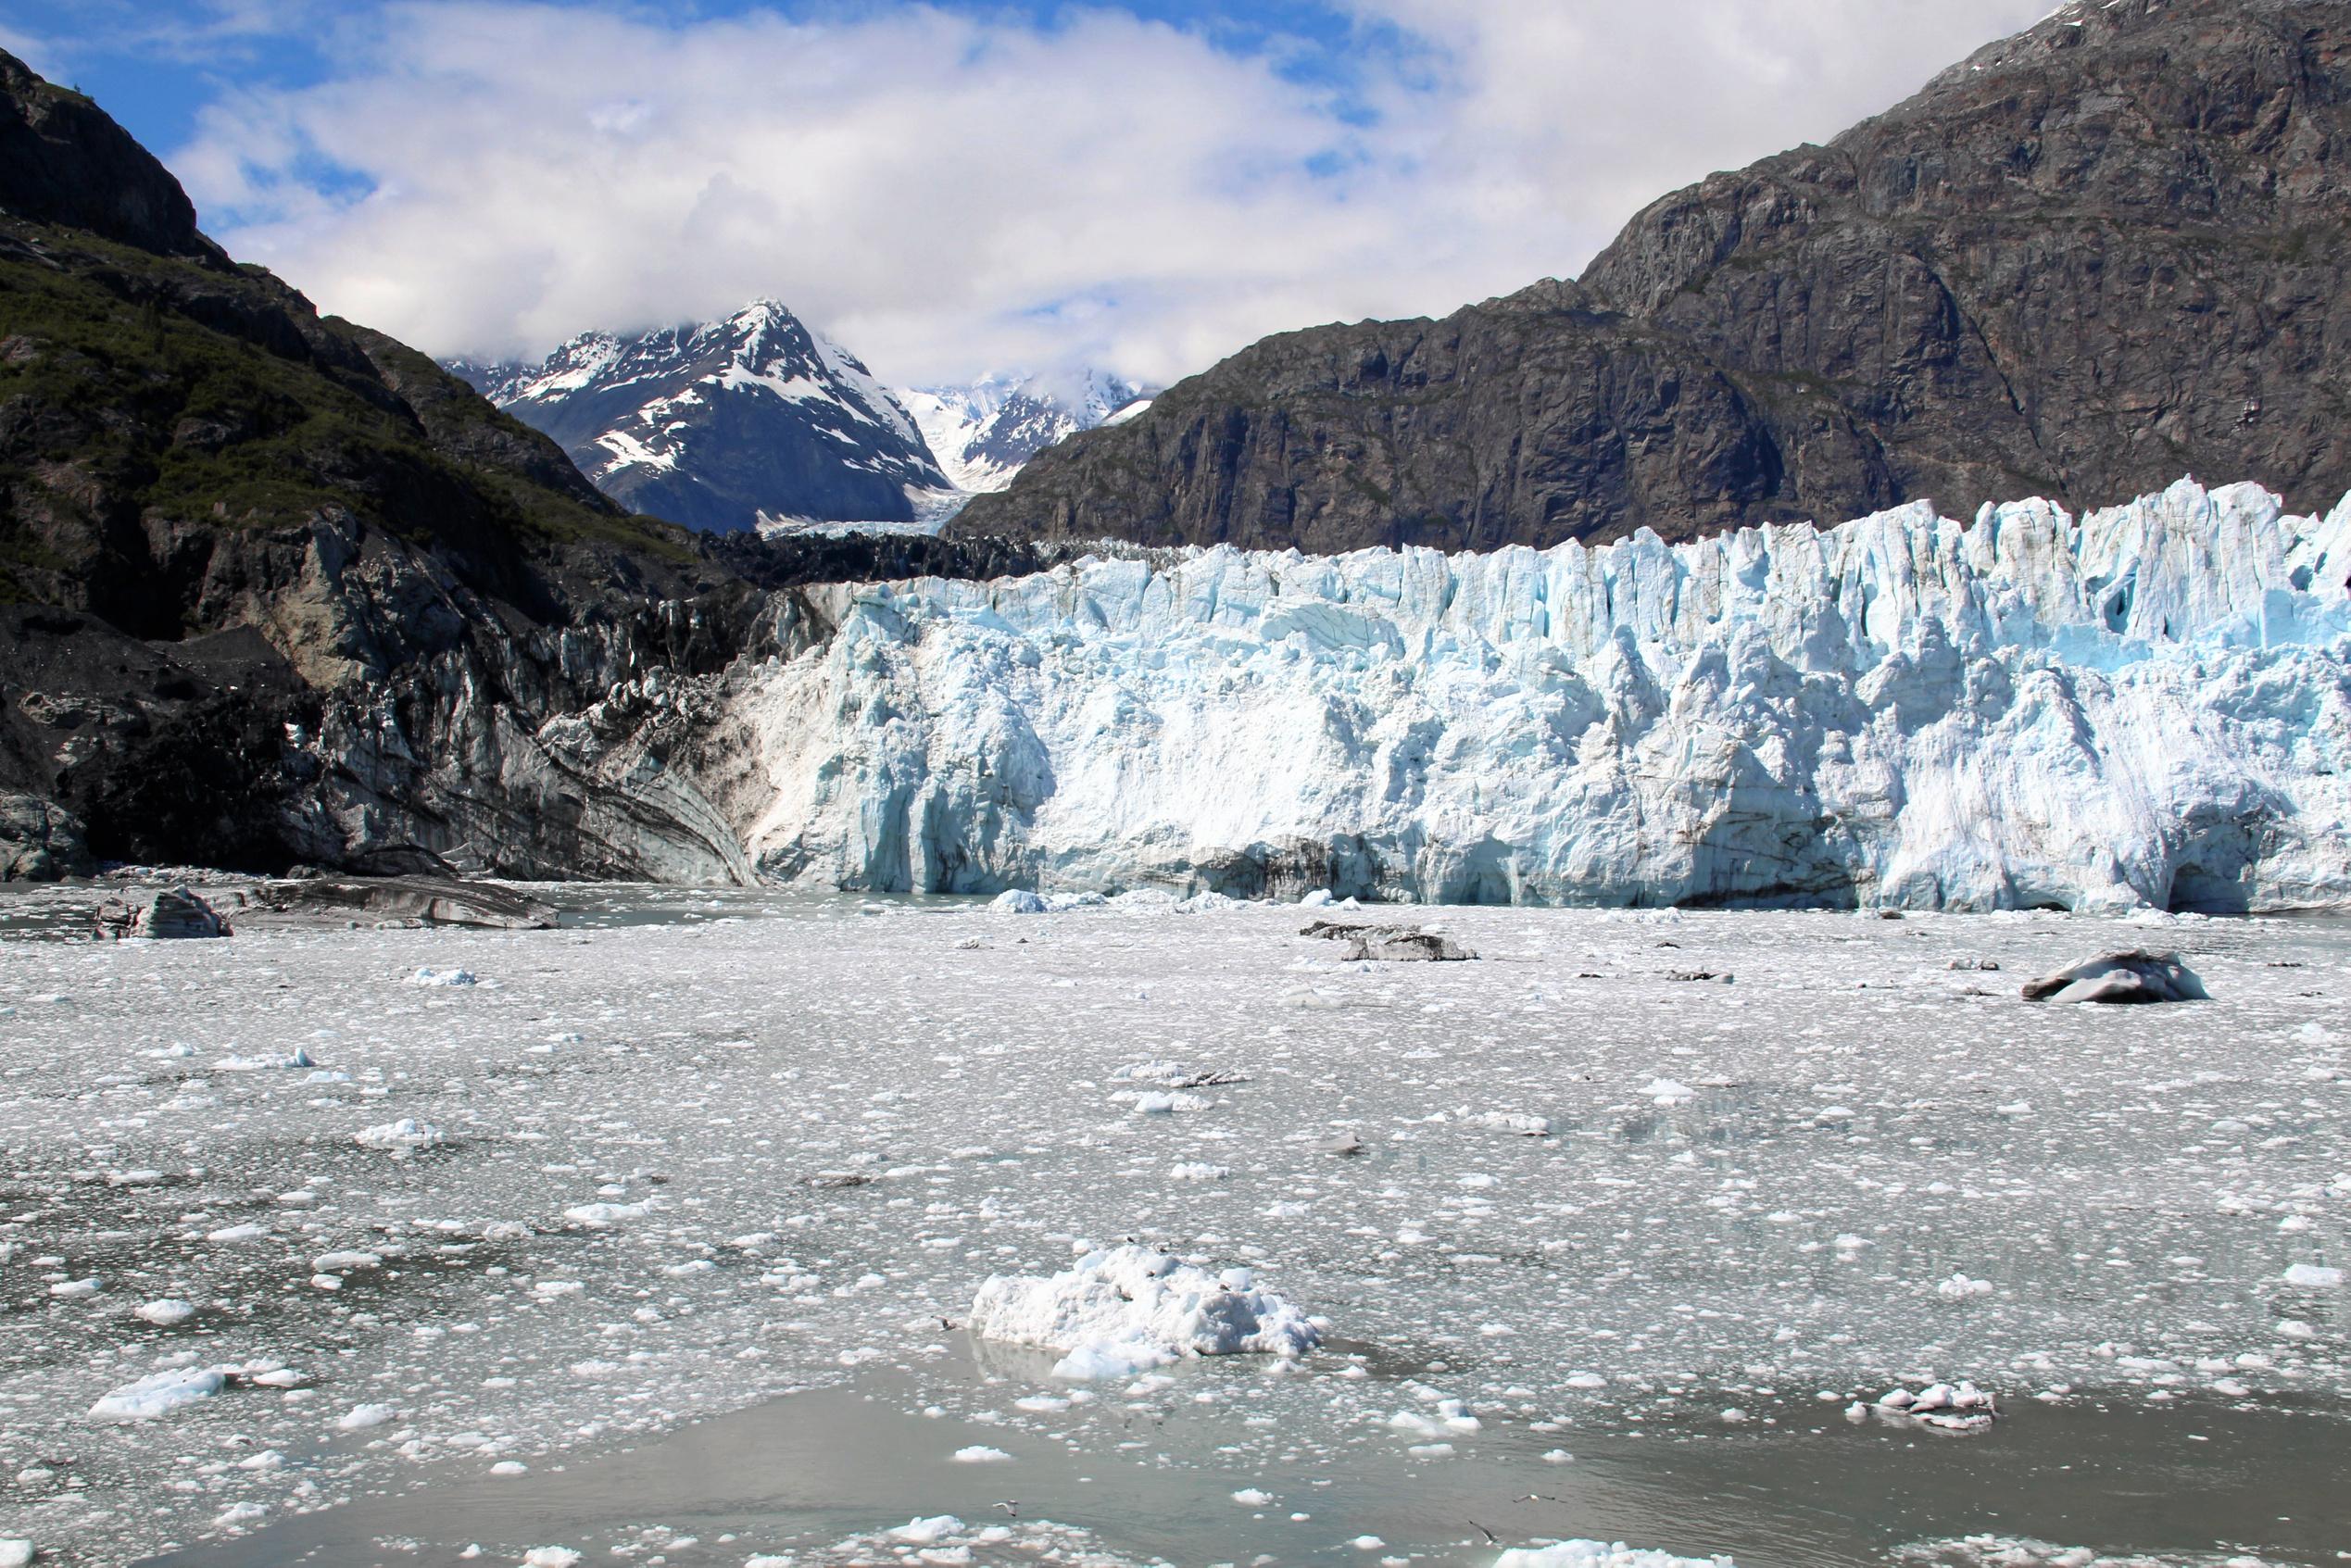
172,0,2051,387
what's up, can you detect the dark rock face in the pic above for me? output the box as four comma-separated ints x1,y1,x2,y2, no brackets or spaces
455,304,949,533
957,0,2351,552
0,53,217,260
0,788,92,879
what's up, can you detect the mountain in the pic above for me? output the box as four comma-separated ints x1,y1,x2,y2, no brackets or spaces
0,50,1031,882
451,301,950,533
955,0,2351,553
901,370,1150,495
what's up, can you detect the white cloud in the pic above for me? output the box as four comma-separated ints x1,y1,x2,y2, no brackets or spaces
174,0,2052,388
0,21,66,78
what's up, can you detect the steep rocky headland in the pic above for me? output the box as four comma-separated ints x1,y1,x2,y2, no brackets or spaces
957,0,2351,555
0,49,1034,881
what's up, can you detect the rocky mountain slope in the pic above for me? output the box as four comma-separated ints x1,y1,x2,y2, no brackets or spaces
451,302,950,533
0,51,1031,881
956,0,2351,553
902,370,1150,495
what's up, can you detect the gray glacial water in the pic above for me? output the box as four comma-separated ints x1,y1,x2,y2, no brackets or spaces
0,885,2342,1566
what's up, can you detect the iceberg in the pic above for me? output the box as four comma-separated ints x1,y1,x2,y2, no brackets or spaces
733,479,2351,911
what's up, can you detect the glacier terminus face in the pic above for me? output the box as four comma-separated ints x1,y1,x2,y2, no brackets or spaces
728,479,2351,912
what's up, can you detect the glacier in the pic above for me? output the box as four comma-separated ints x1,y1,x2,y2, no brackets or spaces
710,479,2351,912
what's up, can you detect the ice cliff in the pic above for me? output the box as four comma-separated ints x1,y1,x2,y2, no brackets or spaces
722,481,2351,912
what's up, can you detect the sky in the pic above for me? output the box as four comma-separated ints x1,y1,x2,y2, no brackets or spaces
0,0,2054,391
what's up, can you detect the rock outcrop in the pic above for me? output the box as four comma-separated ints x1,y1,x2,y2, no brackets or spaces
95,885,230,938
0,789,91,880
957,0,2351,553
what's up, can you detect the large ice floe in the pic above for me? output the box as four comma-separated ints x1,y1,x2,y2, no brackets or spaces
969,1244,1321,1378
737,479,2351,910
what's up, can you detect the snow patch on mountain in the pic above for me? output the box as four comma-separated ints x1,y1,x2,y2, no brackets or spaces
731,479,2351,911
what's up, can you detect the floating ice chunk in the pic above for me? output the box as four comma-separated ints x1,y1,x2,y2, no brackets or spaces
950,1445,1012,1462
1304,920,1476,961
312,1250,382,1273
0,1539,30,1568
1128,1091,1213,1115
1493,1544,1735,1567
1233,1488,1274,1506
133,1299,195,1326
1300,889,1336,907
1936,1274,1995,1300
47,1278,100,1298
1476,1111,1553,1136
989,889,1049,914
204,1223,269,1245
1169,1162,1229,1182
1890,1538,2268,1566
217,1049,315,1072
90,1366,226,1421
408,967,478,987
563,1201,651,1225
1640,1079,1696,1105
355,1119,444,1154
969,1244,1319,1380
336,1402,396,1431
212,1501,265,1529
2020,950,2206,1004
891,1516,963,1545
1875,1380,1998,1431
522,1550,583,1568
2282,1262,2343,1288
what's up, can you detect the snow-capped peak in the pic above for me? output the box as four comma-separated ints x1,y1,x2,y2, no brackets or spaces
900,369,1150,494
444,297,947,534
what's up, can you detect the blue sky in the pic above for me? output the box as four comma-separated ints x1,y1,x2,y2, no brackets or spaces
3,1,1417,152
0,0,2048,385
